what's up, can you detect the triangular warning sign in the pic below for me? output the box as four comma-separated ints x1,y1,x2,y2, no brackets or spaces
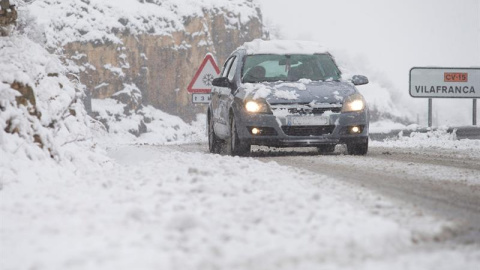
187,53,221,93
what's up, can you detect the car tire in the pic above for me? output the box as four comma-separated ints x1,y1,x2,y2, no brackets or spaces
208,114,222,154
226,114,251,157
347,139,368,156
317,144,336,154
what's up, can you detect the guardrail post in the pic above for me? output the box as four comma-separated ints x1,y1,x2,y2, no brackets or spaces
474,99,477,126
428,98,433,128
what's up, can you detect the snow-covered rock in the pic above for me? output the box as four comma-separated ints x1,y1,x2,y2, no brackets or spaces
20,0,265,121
26,0,262,48
90,82,206,141
0,35,108,185
1,36,84,153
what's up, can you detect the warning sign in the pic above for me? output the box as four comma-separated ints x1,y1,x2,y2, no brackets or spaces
187,54,221,94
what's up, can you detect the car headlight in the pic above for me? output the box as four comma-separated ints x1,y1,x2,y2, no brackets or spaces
342,94,366,112
245,101,269,113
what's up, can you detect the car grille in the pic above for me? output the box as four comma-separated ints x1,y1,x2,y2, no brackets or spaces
282,125,335,137
270,103,342,116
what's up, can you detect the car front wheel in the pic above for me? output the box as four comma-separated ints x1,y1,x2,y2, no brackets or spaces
347,139,368,156
226,115,251,156
208,114,222,154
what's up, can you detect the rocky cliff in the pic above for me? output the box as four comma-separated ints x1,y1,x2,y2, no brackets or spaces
26,0,265,122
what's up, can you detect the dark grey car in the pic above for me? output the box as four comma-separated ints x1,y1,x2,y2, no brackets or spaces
208,40,370,156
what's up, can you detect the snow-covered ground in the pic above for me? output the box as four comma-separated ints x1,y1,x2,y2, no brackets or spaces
2,87,480,270
2,34,479,270
2,42,479,267
2,1,480,269
2,140,480,270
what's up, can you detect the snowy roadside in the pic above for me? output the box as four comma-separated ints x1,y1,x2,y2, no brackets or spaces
2,141,480,270
371,129,480,152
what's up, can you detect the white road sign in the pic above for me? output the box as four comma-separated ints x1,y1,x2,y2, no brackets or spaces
192,94,211,104
410,67,480,98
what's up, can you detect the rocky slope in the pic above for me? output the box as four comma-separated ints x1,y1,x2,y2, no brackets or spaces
0,35,101,170
25,0,264,121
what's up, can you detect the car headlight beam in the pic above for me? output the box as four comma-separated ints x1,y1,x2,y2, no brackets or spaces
245,101,269,113
245,101,261,113
342,94,366,113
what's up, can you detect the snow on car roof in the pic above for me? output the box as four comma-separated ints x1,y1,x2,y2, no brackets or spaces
240,39,329,55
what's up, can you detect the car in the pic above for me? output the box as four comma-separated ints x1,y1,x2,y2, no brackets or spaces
208,39,370,156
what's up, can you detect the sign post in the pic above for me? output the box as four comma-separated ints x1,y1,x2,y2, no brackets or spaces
187,53,220,104
410,67,480,127
428,98,433,128
474,99,477,126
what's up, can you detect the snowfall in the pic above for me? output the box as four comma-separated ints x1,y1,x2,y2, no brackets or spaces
2,36,480,268
2,1,480,270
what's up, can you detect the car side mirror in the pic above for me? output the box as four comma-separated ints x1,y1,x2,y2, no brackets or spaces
351,75,369,86
212,77,231,88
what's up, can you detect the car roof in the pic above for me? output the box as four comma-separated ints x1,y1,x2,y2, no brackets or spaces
237,39,330,56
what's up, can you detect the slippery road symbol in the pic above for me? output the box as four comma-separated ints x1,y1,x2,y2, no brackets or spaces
203,74,215,87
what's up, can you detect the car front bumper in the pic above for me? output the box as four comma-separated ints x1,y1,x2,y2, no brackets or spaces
235,109,369,147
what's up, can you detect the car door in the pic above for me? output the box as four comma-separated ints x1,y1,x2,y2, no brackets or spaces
218,55,240,134
211,56,235,138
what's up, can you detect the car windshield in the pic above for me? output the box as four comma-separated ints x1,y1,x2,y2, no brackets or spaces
242,54,341,83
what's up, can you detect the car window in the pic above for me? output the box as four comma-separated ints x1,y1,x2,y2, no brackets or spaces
242,54,341,83
227,57,238,82
221,57,234,78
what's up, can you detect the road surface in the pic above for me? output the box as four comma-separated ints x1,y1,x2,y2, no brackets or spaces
168,143,480,245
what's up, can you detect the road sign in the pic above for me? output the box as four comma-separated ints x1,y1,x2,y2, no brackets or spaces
409,67,480,127
192,93,211,104
410,67,480,99
187,54,220,94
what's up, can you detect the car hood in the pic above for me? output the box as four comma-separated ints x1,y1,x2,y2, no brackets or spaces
240,80,357,105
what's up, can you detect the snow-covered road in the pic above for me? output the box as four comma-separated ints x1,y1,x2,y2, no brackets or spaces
258,146,480,242
171,143,480,242
4,141,480,270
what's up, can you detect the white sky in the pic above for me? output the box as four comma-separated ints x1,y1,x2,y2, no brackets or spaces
257,0,480,126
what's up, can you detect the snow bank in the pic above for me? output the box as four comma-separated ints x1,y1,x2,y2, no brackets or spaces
373,128,480,154
90,104,206,146
370,120,419,134
91,101,206,146
138,108,206,145
90,83,206,146
0,36,108,185
25,0,261,49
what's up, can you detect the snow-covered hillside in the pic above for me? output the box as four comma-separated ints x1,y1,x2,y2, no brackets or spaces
17,0,264,120
16,0,410,126
26,0,261,49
